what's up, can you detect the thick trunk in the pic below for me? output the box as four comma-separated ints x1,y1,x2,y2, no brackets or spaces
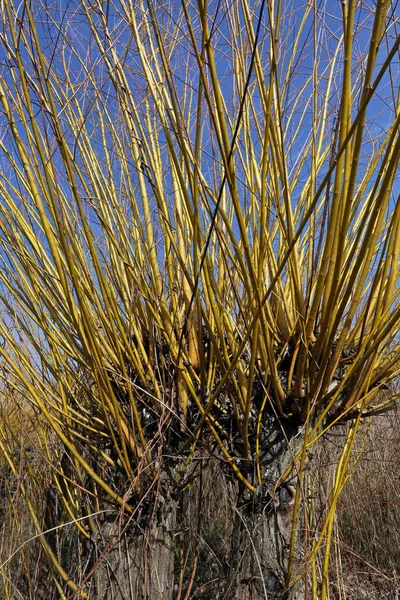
87,443,305,600
91,495,178,600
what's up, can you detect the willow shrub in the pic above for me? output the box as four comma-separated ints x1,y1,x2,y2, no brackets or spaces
0,0,399,597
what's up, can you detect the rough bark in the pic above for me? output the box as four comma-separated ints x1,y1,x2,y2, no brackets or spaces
85,442,306,600
91,494,178,600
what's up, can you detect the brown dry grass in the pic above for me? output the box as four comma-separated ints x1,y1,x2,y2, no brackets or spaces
329,406,400,599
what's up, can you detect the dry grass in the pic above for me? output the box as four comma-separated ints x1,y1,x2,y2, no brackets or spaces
307,406,400,600
338,408,400,570
0,398,54,598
